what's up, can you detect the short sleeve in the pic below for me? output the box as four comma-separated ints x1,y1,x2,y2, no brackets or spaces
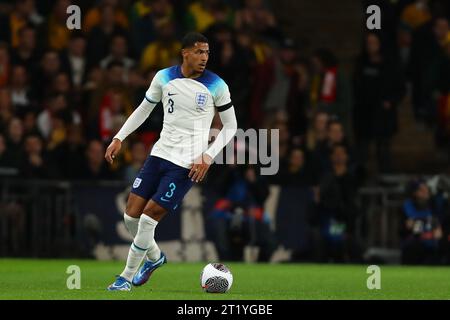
213,79,233,112
144,71,163,104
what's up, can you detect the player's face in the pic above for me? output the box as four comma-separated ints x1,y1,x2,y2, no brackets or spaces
185,42,209,73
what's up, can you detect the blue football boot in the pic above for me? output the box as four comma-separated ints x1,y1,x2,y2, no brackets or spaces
132,252,167,286
107,276,132,291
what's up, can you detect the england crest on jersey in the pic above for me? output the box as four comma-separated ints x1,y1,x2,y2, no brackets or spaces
133,178,142,188
195,92,208,110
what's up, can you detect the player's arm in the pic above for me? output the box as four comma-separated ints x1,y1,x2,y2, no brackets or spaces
204,105,237,160
105,72,163,164
105,98,158,163
189,105,238,182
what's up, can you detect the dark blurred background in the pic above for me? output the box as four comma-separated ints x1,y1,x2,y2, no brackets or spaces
0,0,449,265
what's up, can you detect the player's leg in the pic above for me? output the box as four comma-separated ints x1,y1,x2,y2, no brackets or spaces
108,205,159,291
107,156,161,291
122,193,147,235
118,200,167,285
130,200,168,286
141,200,167,258
123,194,167,263
132,163,195,286
122,156,163,256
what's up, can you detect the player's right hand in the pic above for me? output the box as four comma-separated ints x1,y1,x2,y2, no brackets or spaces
105,138,122,164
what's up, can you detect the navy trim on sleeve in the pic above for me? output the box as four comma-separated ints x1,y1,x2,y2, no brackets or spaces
216,102,233,112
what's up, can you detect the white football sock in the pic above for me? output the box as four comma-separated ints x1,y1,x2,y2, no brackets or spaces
146,238,162,262
123,213,161,262
120,214,158,281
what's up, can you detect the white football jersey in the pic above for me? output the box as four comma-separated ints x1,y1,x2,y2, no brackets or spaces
145,65,232,169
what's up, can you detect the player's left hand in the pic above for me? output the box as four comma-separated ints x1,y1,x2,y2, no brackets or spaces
189,153,213,183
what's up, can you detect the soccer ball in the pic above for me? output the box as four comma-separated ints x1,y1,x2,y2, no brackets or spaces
200,263,233,293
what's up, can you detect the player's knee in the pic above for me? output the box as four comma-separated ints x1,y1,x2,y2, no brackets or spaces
142,202,167,222
125,205,141,218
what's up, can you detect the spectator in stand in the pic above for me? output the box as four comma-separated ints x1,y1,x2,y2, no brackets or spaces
83,0,129,33
401,178,443,264
286,59,310,141
129,0,175,57
400,0,432,30
45,0,72,50
126,66,149,103
9,64,36,113
186,0,234,33
353,32,405,174
310,48,353,134
100,34,135,79
101,60,126,88
34,50,61,103
51,72,72,96
234,0,280,40
208,163,276,262
314,119,352,173
262,38,298,117
139,19,181,72
87,61,131,138
396,24,413,72
306,111,329,152
10,25,39,72
5,117,24,167
409,16,449,124
274,147,319,188
312,144,361,263
86,4,128,67
22,109,38,136
46,108,72,151
246,34,277,128
79,139,115,180
36,94,64,139
98,88,131,143
20,133,52,178
0,0,42,49
60,32,88,90
206,23,253,126
36,93,81,139
50,124,86,180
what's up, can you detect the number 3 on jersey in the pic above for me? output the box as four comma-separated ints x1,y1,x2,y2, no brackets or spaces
168,98,174,113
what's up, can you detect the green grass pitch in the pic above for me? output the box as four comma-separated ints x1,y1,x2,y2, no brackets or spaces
0,259,449,300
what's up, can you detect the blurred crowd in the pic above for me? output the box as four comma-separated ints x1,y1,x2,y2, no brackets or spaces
0,0,448,263
400,176,450,264
0,0,448,180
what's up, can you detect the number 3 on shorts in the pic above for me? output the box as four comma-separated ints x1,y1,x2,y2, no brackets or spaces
165,182,176,198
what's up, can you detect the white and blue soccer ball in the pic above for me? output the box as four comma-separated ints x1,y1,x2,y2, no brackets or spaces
200,263,233,293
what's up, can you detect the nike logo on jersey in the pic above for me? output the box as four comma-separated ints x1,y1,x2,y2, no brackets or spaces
168,92,178,96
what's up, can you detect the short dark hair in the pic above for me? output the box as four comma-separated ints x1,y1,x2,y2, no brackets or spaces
181,32,208,49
